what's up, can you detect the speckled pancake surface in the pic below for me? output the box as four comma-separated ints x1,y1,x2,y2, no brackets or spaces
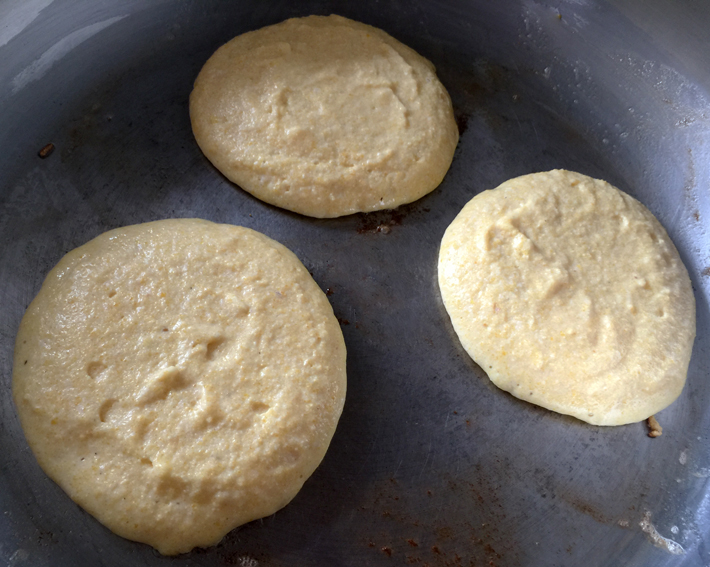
189,14,459,218
13,219,347,554
438,170,695,426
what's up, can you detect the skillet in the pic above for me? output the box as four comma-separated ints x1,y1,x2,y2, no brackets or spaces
1,0,708,565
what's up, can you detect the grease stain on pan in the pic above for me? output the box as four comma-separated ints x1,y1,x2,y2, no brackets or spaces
639,511,685,555
11,15,127,94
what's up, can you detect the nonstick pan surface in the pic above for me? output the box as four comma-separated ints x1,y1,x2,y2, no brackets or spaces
1,1,709,565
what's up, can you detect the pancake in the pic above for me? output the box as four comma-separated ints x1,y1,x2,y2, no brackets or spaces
190,14,459,218
13,219,347,554
438,170,696,426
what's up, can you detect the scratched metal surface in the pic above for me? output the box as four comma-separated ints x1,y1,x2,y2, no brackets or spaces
0,0,709,565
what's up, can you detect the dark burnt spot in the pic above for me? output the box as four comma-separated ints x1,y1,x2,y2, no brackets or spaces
693,211,700,221
325,287,334,296
484,543,501,560
461,78,487,101
455,110,470,136
381,546,393,556
702,267,710,277
337,318,350,326
407,539,419,547
37,530,58,546
357,208,405,234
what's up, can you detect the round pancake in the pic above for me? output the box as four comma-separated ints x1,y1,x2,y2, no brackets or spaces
438,170,696,426
13,219,347,554
190,14,459,218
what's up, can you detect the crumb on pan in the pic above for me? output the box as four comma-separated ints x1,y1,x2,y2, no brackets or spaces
647,415,663,438
38,143,55,159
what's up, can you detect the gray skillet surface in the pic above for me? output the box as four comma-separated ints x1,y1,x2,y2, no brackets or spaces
1,0,709,565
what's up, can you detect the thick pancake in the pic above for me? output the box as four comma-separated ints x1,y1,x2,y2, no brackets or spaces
13,219,347,554
190,15,458,218
438,170,695,425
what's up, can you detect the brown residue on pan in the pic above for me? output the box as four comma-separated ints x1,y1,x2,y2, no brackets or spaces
357,199,436,234
454,110,470,136
358,209,404,234
360,464,523,566
647,415,663,438
567,499,611,525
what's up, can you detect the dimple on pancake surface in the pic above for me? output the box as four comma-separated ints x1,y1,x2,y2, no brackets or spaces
189,14,459,218
438,170,696,426
13,219,347,554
